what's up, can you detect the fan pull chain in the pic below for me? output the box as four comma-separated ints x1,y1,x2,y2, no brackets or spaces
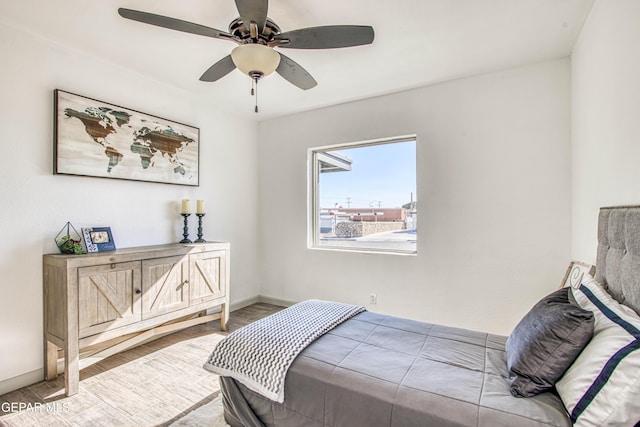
252,76,259,113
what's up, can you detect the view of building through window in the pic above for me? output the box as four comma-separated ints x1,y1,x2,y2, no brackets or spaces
311,137,417,253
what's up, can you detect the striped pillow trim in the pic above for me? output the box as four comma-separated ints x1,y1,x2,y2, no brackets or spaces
580,285,640,339
570,284,640,423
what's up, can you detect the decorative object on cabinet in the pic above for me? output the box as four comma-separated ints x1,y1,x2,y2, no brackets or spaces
195,214,206,243
43,242,230,396
54,89,200,186
81,227,116,252
180,214,192,243
195,199,206,243
54,222,86,254
180,198,193,243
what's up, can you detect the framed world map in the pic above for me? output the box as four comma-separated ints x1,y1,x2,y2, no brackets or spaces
54,89,199,186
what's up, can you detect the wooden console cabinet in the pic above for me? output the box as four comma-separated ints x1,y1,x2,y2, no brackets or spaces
43,242,229,396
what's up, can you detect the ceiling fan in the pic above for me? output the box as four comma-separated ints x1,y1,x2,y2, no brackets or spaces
118,0,375,112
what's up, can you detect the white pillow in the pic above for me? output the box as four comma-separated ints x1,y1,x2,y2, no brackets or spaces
556,274,640,426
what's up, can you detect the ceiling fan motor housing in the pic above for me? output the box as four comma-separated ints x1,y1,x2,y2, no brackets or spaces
229,17,282,46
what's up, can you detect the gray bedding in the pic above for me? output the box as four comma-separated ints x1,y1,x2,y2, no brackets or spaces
220,310,571,427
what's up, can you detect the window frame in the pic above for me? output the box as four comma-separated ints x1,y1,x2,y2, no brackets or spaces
308,135,418,255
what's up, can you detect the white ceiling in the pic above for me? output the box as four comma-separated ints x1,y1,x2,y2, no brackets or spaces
1,0,594,121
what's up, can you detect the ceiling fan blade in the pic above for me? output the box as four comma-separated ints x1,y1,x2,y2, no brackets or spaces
200,55,237,82
276,25,374,49
118,8,233,40
235,0,268,34
276,53,317,90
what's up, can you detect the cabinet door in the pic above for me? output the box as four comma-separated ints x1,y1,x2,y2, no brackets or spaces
141,256,189,319
189,250,226,305
78,261,141,338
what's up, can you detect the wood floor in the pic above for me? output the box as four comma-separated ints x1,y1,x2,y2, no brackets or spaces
0,303,283,427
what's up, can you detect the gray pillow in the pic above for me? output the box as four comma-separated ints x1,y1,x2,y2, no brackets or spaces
505,287,594,397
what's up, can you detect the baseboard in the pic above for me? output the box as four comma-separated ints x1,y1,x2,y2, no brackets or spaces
230,296,260,312
0,369,43,397
257,295,296,307
229,295,295,311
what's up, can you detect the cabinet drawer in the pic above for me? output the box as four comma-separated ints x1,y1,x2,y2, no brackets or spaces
78,261,142,338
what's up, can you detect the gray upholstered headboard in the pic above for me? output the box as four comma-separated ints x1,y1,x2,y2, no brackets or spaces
595,206,640,315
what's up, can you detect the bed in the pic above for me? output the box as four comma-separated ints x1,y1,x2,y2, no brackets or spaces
206,206,640,427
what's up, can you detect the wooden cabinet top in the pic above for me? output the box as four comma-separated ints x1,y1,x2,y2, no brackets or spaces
43,242,230,268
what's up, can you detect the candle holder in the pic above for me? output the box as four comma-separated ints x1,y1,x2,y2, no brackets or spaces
179,213,192,243
195,213,206,243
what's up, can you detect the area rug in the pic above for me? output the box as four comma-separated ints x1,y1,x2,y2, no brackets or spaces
169,395,229,427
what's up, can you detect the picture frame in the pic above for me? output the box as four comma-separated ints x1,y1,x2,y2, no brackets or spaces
54,89,199,186
82,227,116,252
560,260,595,289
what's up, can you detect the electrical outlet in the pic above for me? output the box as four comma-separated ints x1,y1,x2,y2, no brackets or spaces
369,293,377,305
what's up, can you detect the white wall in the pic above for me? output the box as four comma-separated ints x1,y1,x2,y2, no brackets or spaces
0,22,260,393
571,0,640,263
258,59,572,336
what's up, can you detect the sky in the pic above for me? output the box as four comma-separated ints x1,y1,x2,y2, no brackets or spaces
319,140,416,209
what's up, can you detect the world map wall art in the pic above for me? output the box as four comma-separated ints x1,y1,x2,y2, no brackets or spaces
54,89,199,186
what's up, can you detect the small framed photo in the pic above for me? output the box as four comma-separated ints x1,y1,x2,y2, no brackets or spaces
82,227,116,252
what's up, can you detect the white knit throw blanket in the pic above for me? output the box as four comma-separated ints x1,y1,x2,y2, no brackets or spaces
203,300,366,403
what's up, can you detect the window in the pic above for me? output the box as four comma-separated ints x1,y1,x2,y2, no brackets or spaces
309,136,417,254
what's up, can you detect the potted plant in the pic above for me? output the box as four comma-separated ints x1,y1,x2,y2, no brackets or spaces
58,234,86,254
55,222,86,255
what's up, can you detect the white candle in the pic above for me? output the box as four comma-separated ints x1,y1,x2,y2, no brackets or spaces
196,200,205,214
181,199,190,214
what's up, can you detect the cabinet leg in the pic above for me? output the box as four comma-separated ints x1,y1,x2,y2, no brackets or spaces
64,342,79,396
220,303,229,331
44,340,58,380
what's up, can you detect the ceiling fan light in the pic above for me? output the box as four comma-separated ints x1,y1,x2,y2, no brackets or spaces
231,44,281,77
